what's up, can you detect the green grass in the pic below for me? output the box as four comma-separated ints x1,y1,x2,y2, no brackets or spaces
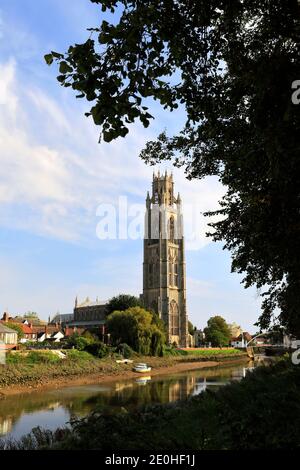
183,348,243,356
163,347,244,358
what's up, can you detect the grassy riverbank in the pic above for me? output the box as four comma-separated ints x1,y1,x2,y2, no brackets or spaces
1,359,299,450
0,349,246,393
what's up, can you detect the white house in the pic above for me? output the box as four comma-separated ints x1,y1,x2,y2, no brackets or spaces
51,331,65,342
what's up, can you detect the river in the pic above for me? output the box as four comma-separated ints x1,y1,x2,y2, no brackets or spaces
0,360,260,441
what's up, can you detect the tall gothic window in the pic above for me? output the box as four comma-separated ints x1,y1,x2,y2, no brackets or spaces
174,263,178,287
169,216,175,242
149,264,154,287
170,300,179,336
169,263,173,285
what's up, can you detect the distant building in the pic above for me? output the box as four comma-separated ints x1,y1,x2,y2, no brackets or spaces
59,297,107,337
50,313,74,326
1,312,38,342
194,329,205,347
142,172,188,347
0,323,18,350
230,332,252,348
18,323,37,343
50,331,65,342
228,323,243,338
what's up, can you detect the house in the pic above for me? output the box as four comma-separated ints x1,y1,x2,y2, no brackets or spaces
230,332,252,348
37,331,48,342
18,323,37,342
228,323,243,338
50,331,65,342
0,323,18,350
193,329,205,347
1,312,42,342
1,312,46,328
36,325,63,342
252,335,269,346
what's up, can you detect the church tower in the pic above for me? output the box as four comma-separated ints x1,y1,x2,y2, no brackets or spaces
143,171,188,347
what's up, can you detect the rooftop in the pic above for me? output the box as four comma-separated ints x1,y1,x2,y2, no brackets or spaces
0,323,18,334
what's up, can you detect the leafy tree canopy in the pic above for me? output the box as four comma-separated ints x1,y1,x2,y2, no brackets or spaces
23,312,38,319
204,316,231,347
45,0,300,335
106,294,143,316
188,321,195,336
106,306,165,355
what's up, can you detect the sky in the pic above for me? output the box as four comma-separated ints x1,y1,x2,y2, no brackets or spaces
0,0,261,332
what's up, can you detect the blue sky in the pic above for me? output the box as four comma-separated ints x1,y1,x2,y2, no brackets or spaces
0,0,261,332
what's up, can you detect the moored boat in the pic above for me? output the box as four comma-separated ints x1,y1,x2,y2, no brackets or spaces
133,363,152,373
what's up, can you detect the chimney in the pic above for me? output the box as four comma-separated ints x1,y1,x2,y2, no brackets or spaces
3,312,9,322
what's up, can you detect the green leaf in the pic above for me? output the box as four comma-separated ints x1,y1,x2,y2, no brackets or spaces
59,61,72,74
44,54,53,65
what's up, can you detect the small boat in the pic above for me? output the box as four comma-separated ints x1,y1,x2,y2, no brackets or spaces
116,359,133,364
133,363,152,373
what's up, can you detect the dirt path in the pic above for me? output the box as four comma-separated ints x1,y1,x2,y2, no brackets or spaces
0,357,248,397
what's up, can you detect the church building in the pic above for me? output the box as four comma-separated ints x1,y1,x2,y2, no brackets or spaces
143,171,188,347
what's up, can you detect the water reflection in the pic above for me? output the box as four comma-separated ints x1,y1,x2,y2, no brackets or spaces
0,361,260,440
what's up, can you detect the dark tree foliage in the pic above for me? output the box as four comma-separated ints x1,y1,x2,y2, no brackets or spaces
106,294,143,316
45,1,300,334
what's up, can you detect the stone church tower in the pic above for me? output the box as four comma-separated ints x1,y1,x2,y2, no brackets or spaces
143,171,188,347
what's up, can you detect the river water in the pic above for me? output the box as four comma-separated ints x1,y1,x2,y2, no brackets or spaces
0,361,258,440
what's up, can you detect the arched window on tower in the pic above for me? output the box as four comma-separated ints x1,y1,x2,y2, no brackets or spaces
169,263,173,285
174,262,178,287
169,216,175,242
170,300,179,336
149,264,154,287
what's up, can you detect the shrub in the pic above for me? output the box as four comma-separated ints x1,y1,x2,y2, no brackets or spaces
162,346,188,356
6,351,60,364
67,333,92,351
66,350,94,361
85,341,109,358
115,343,135,358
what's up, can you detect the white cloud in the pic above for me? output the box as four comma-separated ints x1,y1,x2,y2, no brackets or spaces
0,57,225,249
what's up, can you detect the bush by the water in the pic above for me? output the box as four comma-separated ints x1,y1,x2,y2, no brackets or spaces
1,359,299,450
66,350,94,361
85,341,109,358
162,346,187,356
6,351,61,364
115,343,136,358
66,333,110,358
